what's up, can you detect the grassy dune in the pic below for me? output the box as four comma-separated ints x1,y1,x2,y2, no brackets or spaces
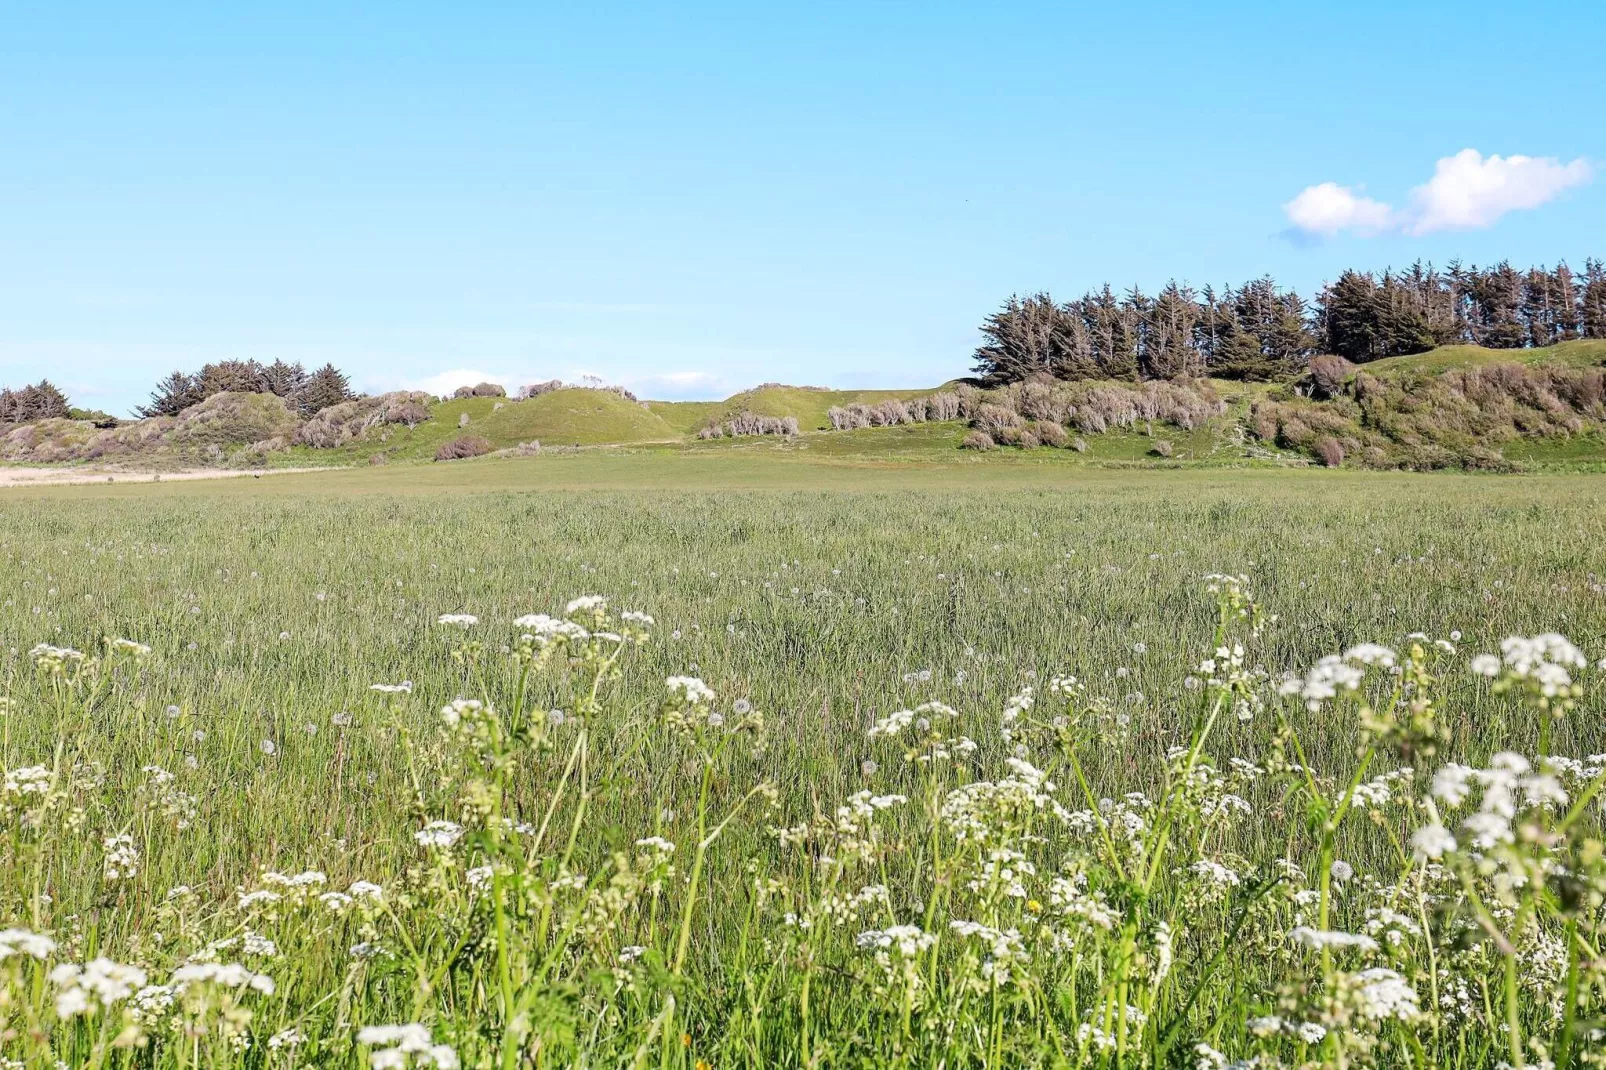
1365,337,1606,377
650,385,943,434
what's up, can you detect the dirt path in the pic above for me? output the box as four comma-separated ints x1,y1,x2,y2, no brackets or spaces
0,466,331,488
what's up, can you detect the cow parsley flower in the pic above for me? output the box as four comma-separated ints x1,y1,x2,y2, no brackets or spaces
357,1023,459,1069
50,958,147,1017
414,821,464,848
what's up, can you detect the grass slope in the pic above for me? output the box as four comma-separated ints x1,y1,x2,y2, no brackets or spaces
651,384,943,432
273,389,677,466
475,388,677,446
1364,338,1606,376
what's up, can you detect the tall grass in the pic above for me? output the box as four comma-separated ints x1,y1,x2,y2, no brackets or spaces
0,479,1604,1066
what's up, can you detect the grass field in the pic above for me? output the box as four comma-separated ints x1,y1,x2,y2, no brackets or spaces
2,460,1605,1067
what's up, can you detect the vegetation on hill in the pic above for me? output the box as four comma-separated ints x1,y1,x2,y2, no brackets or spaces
7,333,1606,472
650,385,938,434
138,359,356,418
0,379,71,422
1251,357,1606,470
972,257,1606,385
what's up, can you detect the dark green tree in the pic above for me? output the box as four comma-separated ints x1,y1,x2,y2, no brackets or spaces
0,380,71,422
295,363,357,414
1583,260,1606,339
260,359,310,398
136,370,203,418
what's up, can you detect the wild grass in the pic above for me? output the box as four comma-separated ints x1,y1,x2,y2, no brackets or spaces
0,471,1605,1066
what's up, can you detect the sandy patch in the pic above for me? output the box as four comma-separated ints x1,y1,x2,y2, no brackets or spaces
0,466,328,488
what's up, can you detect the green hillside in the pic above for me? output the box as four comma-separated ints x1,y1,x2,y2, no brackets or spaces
1364,338,1606,377
476,389,677,446
272,389,677,466
650,384,945,433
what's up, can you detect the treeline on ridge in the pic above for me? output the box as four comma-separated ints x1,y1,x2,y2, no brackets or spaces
974,259,1606,385
138,360,357,418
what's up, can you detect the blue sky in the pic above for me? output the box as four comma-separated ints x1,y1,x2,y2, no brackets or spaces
2,2,1602,414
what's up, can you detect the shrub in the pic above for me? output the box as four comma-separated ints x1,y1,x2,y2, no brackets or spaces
294,392,432,448
166,392,300,450
453,382,506,399
1151,439,1174,458
1070,436,1088,452
513,440,541,456
927,391,962,421
435,434,492,461
519,380,564,399
826,405,864,431
1314,436,1345,467
0,418,99,462
1035,421,1069,448
710,412,799,438
1013,379,1072,423
83,417,175,460
458,411,471,428
369,452,389,465
972,403,1022,435
1017,430,1041,449
1307,355,1355,400
724,411,799,437
959,430,995,450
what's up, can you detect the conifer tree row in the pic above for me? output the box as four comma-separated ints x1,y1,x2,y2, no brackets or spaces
974,259,1606,384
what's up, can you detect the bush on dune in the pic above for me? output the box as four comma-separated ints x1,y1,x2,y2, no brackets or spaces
435,434,493,461
164,392,300,449
294,391,433,448
1252,360,1606,469
0,418,99,463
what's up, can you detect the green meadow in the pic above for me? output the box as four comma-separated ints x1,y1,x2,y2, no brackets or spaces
1,461,1605,1066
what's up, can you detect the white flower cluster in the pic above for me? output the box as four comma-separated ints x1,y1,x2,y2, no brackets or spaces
1470,632,1587,700
1278,655,1364,712
357,1023,460,1068
664,676,715,706
1288,926,1379,954
514,614,590,643
415,821,465,848
940,759,1069,845
103,833,139,882
170,961,277,995
0,928,57,961
50,958,148,1017
1427,751,1567,850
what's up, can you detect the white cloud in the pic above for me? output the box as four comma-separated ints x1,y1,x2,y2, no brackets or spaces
618,370,728,400
398,368,515,398
1283,149,1593,240
1282,182,1394,238
1403,149,1593,235
388,366,730,402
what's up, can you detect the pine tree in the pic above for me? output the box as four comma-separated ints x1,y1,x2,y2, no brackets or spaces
1470,262,1526,349
195,360,268,396
1142,282,1200,379
1583,260,1606,339
1317,270,1383,361
24,380,70,420
136,370,202,418
0,383,64,422
295,363,357,415
260,360,309,398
